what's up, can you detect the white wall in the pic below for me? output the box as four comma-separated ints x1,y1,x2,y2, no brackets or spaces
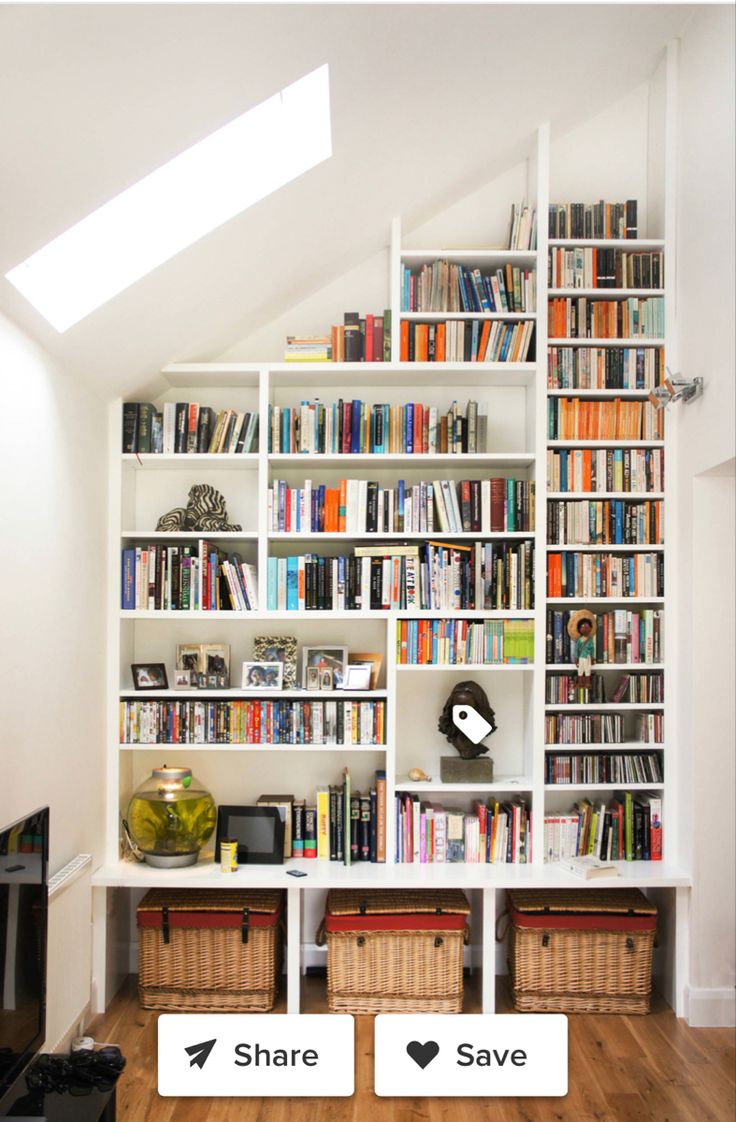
0,312,108,1046
673,6,736,1027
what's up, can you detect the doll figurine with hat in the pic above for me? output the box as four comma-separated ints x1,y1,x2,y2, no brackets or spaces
567,609,597,689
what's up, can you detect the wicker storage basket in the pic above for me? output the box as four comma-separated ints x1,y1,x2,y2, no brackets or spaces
317,889,470,1014
137,889,284,1012
506,889,657,1014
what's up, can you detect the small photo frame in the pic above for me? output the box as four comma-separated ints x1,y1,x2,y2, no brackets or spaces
348,652,383,690
241,661,284,690
176,644,203,674
131,663,168,691
305,666,320,692
342,664,372,691
202,644,230,685
253,636,297,689
302,646,348,689
319,667,334,691
173,669,195,690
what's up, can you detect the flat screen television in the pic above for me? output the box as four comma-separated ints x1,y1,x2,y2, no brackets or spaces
0,808,48,1110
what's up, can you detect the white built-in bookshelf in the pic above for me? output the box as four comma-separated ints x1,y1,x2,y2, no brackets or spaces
92,108,691,1017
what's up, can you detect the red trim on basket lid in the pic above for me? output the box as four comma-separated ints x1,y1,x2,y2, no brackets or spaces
509,906,655,932
137,907,281,930
324,912,467,934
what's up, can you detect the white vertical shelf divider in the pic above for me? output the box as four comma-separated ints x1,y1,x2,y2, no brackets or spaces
107,399,123,865
532,123,551,864
258,366,271,591
389,215,402,364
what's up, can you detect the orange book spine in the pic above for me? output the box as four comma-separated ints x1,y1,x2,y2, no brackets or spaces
400,320,409,361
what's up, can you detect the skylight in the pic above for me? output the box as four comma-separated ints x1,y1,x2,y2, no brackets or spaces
5,64,332,332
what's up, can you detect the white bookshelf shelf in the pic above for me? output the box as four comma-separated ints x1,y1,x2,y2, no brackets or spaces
546,492,664,499
546,664,664,671
121,530,258,540
119,743,388,753
548,338,664,347
546,597,665,605
268,531,534,542
547,440,664,449
400,311,535,322
268,452,536,467
120,608,534,621
547,239,666,249
547,289,665,297
91,857,689,890
397,663,533,672
400,249,537,265
122,453,259,470
545,543,664,552
544,703,665,712
395,777,532,793
545,743,664,752
544,782,664,791
547,388,661,398
118,688,389,700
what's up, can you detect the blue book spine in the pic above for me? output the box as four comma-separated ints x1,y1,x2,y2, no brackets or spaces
397,479,405,532
278,480,287,532
405,404,414,454
267,557,278,611
614,500,623,544
286,557,299,610
470,319,479,360
121,549,136,609
281,408,290,454
318,484,326,532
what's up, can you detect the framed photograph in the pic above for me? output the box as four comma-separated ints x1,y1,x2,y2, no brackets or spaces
305,666,320,692
202,644,230,686
173,669,195,690
216,805,285,865
319,667,334,691
131,663,168,691
348,651,383,690
253,635,297,689
176,643,203,674
241,661,284,690
342,664,372,691
302,646,348,689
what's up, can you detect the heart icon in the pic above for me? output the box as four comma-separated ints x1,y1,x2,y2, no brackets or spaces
406,1040,440,1070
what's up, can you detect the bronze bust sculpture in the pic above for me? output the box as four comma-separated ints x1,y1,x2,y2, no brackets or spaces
438,680,497,760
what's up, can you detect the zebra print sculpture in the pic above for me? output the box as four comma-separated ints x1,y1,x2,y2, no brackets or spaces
156,484,242,532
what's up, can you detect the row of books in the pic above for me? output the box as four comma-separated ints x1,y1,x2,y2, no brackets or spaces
508,202,537,250
545,713,663,744
548,200,638,240
399,319,534,363
268,399,487,455
396,617,535,665
547,551,664,598
547,345,665,390
285,312,392,363
400,261,536,313
545,673,664,705
545,752,663,785
288,775,387,863
544,792,662,863
396,794,531,864
548,248,663,290
548,296,665,340
548,397,664,441
547,448,664,494
119,699,386,746
266,540,534,612
546,608,664,665
268,477,535,535
121,544,259,612
122,402,259,455
546,499,663,546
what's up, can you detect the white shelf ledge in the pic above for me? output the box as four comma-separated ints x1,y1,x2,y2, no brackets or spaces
91,857,690,890
268,452,536,467
546,597,665,605
548,338,665,347
548,289,664,297
400,311,534,321
547,440,664,449
121,530,258,540
397,663,533,672
547,388,661,398
401,249,537,265
122,453,259,470
544,782,664,791
119,743,387,753
269,531,533,541
546,492,664,500
119,688,388,699
395,776,532,793
545,543,664,552
544,703,665,711
546,664,664,671
548,239,665,249
121,608,535,620
546,742,664,751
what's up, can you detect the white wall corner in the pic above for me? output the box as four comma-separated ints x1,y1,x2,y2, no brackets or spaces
683,985,736,1028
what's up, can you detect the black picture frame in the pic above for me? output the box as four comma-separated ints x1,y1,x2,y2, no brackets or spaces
215,805,285,865
131,662,168,690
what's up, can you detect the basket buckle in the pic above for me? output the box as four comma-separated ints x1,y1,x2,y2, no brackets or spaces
357,935,366,947
359,901,367,916
242,907,250,944
542,933,550,948
435,936,444,948
626,936,634,952
162,905,170,945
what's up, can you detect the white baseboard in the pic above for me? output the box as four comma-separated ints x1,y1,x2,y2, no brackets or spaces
48,1001,91,1053
684,985,736,1027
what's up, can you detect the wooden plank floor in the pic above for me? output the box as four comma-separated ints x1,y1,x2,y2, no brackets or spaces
88,977,736,1122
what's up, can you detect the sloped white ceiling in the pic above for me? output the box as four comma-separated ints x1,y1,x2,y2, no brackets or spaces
0,4,692,397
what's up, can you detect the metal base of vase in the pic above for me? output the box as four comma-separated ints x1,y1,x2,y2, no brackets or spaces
143,851,199,868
